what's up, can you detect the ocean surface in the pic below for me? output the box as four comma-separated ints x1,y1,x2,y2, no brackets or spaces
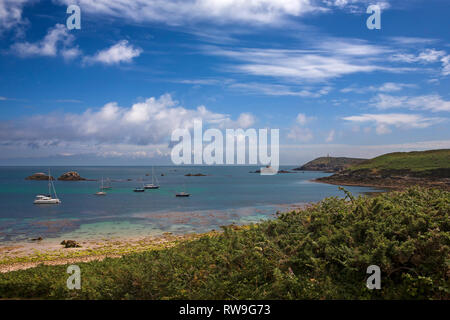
0,166,380,243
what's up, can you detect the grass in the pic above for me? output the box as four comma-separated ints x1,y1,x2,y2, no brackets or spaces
0,187,448,300
349,149,450,173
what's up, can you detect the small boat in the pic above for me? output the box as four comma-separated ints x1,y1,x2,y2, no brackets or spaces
176,184,190,197
95,177,107,196
144,167,160,189
101,177,112,190
134,178,145,192
34,169,61,204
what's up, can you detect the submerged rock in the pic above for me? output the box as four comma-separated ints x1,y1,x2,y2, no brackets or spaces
58,171,86,181
185,173,207,176
25,172,55,180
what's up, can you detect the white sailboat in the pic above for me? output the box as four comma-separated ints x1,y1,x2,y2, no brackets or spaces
95,177,107,196
34,169,61,204
144,167,160,189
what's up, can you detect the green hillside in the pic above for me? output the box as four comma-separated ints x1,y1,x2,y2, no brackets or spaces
349,149,450,173
293,157,367,172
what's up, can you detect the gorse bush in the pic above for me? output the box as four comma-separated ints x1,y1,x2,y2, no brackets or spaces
0,187,448,299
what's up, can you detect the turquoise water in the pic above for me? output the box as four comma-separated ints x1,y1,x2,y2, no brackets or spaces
0,166,379,242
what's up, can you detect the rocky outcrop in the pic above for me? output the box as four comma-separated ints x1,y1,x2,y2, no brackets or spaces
61,240,81,248
293,157,368,172
25,172,55,180
58,171,86,181
249,169,295,173
316,168,450,190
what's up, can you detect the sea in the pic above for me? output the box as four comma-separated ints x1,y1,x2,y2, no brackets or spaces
0,166,380,243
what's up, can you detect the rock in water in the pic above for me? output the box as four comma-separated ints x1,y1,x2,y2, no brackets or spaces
25,172,55,180
61,240,81,248
58,171,86,181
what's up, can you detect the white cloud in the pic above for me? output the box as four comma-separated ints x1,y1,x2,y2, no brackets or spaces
236,113,255,128
341,82,414,94
389,37,438,46
0,94,255,150
11,24,79,58
54,0,330,27
0,0,29,33
296,113,308,125
287,126,313,142
325,129,335,142
229,82,332,97
390,49,450,76
372,94,450,112
83,40,142,65
342,113,445,135
205,41,391,81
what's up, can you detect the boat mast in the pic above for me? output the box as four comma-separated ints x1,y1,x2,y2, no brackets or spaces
48,168,51,196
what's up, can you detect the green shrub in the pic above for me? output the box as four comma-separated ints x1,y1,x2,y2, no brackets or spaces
0,187,448,299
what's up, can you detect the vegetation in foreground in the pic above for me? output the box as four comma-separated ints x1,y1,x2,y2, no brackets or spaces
0,187,448,300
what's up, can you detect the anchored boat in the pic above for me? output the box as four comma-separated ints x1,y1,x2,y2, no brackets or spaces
34,169,61,204
144,167,160,189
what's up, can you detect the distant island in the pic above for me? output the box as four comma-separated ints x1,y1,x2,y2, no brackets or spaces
58,171,87,181
25,172,55,181
293,156,367,172
315,149,450,190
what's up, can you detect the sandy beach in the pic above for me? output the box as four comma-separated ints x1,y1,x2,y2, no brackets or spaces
0,231,218,273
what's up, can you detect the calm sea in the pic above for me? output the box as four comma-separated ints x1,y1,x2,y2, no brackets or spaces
0,166,379,243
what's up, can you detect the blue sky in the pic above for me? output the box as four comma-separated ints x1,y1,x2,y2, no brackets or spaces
0,0,449,165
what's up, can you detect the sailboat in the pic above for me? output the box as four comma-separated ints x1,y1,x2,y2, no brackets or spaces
34,169,61,204
101,177,112,190
95,177,107,196
133,178,145,192
176,184,190,197
144,167,160,189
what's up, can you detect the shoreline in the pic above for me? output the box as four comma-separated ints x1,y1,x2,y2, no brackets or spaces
0,231,220,273
314,176,450,191
0,202,309,273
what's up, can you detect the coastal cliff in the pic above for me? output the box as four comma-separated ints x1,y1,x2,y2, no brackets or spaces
316,149,450,190
293,156,367,172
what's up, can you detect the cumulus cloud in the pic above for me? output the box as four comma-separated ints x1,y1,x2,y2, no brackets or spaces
0,94,255,153
372,94,450,112
11,24,80,58
342,113,445,135
83,40,142,65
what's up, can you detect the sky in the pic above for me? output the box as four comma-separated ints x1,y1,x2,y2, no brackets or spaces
0,0,449,165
